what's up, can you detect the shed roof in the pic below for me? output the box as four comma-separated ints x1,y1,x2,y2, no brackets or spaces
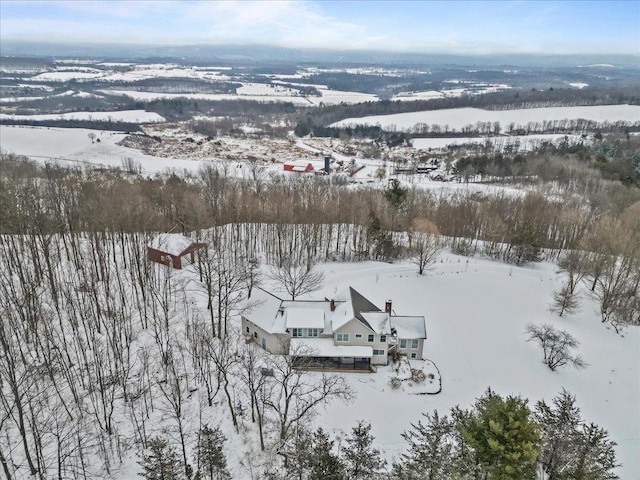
149,233,195,256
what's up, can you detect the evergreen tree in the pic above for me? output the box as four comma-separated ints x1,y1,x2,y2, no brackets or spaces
394,411,454,480
344,421,386,479
536,390,619,480
569,423,619,480
458,389,540,480
139,437,183,480
449,405,486,479
536,389,583,479
308,428,346,480
384,178,409,211
280,425,312,480
195,425,230,480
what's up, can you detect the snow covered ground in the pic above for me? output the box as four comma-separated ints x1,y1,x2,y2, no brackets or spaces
0,109,165,123
308,257,639,479
0,125,572,202
0,125,205,173
412,133,586,152
110,249,638,479
332,105,640,131
101,85,378,106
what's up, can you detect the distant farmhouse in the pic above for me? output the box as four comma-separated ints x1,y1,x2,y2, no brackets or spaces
148,233,206,269
242,287,427,371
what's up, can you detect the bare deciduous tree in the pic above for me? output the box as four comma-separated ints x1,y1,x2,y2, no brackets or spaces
525,324,587,371
263,344,353,443
238,341,269,451
409,233,442,275
267,260,325,300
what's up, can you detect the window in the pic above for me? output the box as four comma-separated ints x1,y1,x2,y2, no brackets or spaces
411,339,419,349
373,349,385,355
308,328,319,337
380,335,387,343
262,338,267,350
400,339,407,349
355,334,362,339
292,328,303,338
246,326,250,334
254,332,258,339
411,353,417,359
368,334,374,342
336,333,349,342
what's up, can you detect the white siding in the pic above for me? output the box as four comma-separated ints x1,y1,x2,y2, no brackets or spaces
335,318,389,365
241,316,289,354
396,337,425,360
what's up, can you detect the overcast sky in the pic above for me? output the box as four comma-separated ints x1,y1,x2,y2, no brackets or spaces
1,0,638,55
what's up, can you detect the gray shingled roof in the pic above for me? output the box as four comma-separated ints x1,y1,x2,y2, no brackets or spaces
349,287,381,330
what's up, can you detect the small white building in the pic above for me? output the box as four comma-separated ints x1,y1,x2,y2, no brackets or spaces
241,287,427,371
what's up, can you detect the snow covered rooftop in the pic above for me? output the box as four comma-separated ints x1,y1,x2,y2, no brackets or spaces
392,316,427,339
285,307,325,330
244,287,425,340
290,338,373,358
361,312,392,335
148,233,196,256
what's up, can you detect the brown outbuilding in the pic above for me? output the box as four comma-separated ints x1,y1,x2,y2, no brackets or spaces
147,233,206,269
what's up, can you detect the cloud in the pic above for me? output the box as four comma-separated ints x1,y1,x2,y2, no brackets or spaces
0,0,637,54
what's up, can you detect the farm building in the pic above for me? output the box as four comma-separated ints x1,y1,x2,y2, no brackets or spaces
148,233,206,269
283,160,314,173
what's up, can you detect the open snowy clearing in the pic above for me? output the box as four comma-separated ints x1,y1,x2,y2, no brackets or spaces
0,125,205,173
31,71,105,81
101,88,314,105
306,257,639,479
412,133,586,152
101,86,378,106
0,109,165,123
332,104,640,131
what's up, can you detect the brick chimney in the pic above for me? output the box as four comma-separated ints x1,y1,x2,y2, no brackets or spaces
385,299,392,314
330,299,336,312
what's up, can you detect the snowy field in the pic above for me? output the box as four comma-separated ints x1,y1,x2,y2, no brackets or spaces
412,133,586,152
0,109,165,123
101,85,378,106
0,125,205,173
332,104,640,131
307,257,639,479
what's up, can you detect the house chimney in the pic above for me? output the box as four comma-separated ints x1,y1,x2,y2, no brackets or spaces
385,300,392,314
330,299,336,312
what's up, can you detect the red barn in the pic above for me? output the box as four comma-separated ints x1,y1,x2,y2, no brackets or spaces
148,234,206,269
283,160,314,173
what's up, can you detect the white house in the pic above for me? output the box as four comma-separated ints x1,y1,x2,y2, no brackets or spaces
241,287,427,371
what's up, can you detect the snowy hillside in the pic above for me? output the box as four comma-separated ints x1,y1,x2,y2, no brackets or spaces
0,222,637,479
332,104,640,131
